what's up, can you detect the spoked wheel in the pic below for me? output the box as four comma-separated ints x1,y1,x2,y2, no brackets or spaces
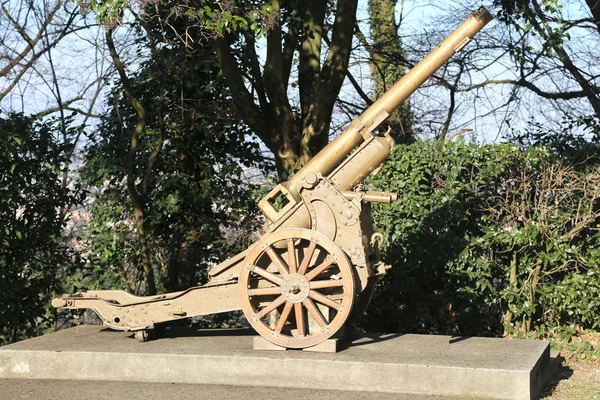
239,229,355,349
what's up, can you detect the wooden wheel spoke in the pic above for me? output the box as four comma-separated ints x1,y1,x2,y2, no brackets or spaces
294,303,306,336
297,241,317,275
305,258,334,281
309,279,343,290
308,290,340,311
248,286,281,296
257,295,286,319
303,298,328,328
252,266,283,286
265,247,289,277
275,301,294,334
240,230,355,349
287,239,297,275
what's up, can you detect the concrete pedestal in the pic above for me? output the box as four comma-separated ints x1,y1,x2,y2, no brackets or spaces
0,326,558,400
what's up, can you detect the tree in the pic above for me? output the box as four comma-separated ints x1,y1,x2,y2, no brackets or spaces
351,1,505,141
349,1,600,142
209,0,359,177
81,13,264,295
1,0,108,117
0,113,83,344
492,0,600,121
80,0,361,177
116,0,354,177
1,0,111,230
354,0,412,141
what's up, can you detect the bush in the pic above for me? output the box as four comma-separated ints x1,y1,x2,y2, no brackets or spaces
0,113,83,344
362,139,600,339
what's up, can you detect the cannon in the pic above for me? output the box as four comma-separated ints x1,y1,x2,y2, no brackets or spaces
53,8,492,350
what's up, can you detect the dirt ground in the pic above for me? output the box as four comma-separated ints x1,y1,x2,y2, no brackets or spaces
541,334,600,400
541,357,600,399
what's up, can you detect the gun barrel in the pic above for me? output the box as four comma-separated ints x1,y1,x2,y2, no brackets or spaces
283,7,492,200
358,7,493,131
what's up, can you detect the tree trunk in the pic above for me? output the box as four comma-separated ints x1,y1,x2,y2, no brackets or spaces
368,0,412,141
586,0,600,34
106,27,157,295
525,259,543,333
167,231,200,292
502,251,518,330
132,207,157,295
214,0,358,179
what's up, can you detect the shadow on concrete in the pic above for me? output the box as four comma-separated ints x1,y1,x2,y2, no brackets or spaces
448,336,471,344
124,326,256,341
538,356,572,399
163,327,255,338
346,333,404,349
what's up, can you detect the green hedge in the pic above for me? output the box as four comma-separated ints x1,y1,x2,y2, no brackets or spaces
363,139,600,339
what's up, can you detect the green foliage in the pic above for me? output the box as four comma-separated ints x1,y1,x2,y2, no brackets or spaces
494,0,573,62
363,138,600,340
78,20,266,295
80,0,276,38
0,113,83,344
78,193,138,292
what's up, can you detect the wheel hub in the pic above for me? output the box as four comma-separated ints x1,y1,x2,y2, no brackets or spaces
282,274,309,303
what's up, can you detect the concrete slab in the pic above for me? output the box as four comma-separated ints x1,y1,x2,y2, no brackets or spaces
0,326,557,400
0,379,474,400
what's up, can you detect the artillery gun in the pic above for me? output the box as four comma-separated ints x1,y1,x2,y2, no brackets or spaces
53,8,492,350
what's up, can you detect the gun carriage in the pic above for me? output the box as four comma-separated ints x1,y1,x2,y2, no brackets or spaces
53,8,492,350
